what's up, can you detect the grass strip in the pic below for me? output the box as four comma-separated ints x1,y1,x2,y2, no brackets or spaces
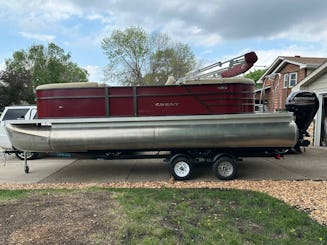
113,188,326,244
0,188,326,244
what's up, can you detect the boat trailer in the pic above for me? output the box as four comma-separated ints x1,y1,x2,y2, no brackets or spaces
21,147,288,181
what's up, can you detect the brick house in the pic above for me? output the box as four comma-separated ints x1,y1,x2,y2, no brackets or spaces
256,56,327,111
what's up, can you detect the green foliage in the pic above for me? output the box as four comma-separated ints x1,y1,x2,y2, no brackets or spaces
102,27,195,86
0,69,34,111
102,27,149,86
146,41,195,85
0,43,88,109
244,69,266,89
244,69,266,82
5,43,88,87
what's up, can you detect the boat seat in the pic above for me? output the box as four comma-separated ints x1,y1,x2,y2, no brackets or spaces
165,76,175,85
36,82,107,90
180,78,255,85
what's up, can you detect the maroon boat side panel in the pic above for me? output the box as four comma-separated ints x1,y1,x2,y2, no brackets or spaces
37,88,106,118
36,83,255,118
108,87,134,116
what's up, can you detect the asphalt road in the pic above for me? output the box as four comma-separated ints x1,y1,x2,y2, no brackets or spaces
0,147,326,184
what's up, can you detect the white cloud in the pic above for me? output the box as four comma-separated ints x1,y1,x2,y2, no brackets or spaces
254,45,327,69
273,19,327,44
41,0,83,21
86,13,112,24
19,32,55,42
1,0,83,21
87,0,327,45
3,0,327,49
0,61,5,71
85,65,103,82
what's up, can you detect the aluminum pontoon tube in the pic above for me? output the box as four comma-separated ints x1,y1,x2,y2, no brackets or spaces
6,113,298,153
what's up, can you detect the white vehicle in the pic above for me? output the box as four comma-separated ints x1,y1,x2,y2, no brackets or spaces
0,105,38,160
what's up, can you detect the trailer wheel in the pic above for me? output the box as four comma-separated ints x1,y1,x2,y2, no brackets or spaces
15,151,38,160
212,156,237,180
169,156,194,181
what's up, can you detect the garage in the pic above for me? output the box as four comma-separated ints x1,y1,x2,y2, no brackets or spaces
293,61,327,146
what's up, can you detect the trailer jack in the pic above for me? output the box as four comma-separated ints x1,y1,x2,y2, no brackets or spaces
24,152,29,173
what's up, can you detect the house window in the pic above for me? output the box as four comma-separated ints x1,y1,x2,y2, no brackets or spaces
289,72,297,87
283,74,289,88
283,72,297,88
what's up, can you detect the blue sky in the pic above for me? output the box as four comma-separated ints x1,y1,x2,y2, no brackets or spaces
1,0,327,84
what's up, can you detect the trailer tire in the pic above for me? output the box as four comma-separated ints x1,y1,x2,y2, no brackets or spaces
212,156,237,180
169,156,194,181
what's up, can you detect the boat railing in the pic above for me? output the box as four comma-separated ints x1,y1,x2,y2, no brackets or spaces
174,51,258,85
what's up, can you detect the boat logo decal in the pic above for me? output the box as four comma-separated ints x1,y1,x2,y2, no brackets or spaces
155,102,180,107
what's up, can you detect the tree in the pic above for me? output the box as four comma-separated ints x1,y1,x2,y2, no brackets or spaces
146,33,196,85
5,43,88,88
1,43,88,109
244,69,266,88
102,27,149,86
102,27,196,86
0,69,33,111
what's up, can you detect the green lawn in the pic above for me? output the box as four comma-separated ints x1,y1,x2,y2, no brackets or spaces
113,188,326,244
0,189,28,202
0,188,326,244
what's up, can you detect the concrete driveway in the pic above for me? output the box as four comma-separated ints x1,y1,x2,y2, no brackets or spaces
0,147,326,184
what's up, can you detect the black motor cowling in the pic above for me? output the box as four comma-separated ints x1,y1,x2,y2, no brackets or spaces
285,91,319,150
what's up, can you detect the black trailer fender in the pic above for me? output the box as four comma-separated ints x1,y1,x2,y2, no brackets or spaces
213,153,237,163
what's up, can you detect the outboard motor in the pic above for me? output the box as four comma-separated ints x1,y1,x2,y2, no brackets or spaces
285,91,319,151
